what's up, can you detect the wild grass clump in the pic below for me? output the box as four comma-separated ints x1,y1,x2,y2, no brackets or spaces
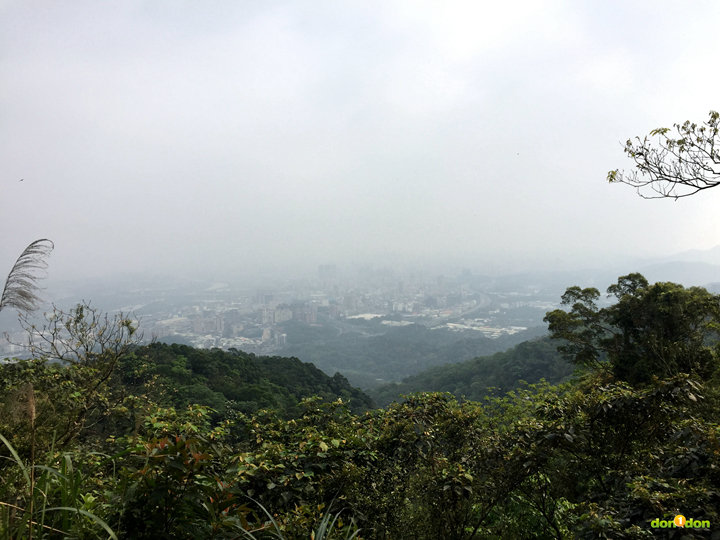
0,432,118,540
239,499,362,540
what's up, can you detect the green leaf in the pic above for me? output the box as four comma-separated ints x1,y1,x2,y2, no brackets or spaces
43,507,118,540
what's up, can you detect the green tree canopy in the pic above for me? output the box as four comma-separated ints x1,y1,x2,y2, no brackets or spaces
544,273,720,385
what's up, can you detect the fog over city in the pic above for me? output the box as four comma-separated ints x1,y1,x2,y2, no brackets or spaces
6,5,720,534
3,1,720,289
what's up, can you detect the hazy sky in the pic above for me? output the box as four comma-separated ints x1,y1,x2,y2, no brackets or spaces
3,0,720,282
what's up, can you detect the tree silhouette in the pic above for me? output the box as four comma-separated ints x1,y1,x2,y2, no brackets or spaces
608,110,720,199
0,239,54,314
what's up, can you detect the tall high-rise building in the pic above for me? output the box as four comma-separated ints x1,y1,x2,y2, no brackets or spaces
256,290,276,305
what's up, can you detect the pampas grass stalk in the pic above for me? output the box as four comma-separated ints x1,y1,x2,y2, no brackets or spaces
26,384,35,540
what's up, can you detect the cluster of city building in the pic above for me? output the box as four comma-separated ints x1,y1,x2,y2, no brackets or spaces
138,265,552,353
1,265,558,358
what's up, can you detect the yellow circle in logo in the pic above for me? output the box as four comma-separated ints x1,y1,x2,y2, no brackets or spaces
674,515,686,527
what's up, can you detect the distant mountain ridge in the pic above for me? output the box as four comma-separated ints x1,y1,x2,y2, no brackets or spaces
623,245,720,288
637,261,720,288
641,244,720,265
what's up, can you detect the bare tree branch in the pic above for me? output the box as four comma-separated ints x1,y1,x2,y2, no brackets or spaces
608,110,720,199
5,302,142,449
0,239,54,314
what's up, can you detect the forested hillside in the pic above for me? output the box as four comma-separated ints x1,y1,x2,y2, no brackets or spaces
369,337,574,407
121,342,374,416
280,321,548,388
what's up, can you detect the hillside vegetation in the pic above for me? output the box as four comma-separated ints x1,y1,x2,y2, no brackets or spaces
121,342,374,417
1,274,719,539
280,321,548,388
369,337,574,407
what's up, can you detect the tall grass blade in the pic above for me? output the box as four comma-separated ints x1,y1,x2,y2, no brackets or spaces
43,507,118,540
0,432,31,485
236,497,285,539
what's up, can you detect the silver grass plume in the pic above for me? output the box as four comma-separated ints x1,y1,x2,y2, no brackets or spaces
26,383,35,426
0,239,54,315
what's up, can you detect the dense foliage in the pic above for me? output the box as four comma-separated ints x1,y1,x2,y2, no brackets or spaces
2,274,720,539
544,273,720,385
120,343,374,417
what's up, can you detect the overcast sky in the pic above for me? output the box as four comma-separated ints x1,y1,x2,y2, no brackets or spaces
3,0,720,283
